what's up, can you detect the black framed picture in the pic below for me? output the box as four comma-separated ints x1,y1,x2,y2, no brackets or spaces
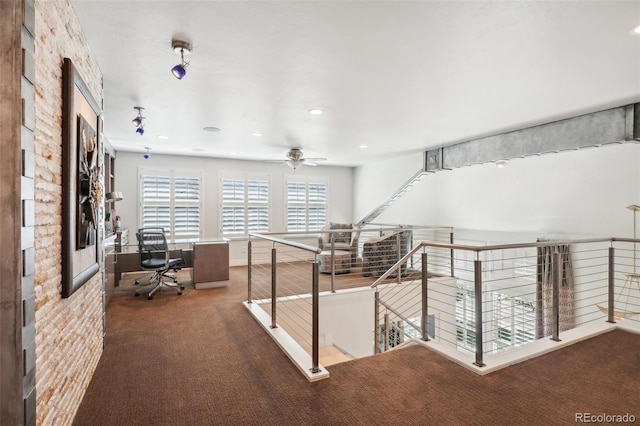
61,57,102,298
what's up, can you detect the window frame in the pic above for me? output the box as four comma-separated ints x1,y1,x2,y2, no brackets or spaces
139,168,203,243
219,171,271,237
285,176,328,232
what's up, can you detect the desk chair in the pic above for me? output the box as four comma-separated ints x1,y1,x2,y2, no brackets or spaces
134,228,185,300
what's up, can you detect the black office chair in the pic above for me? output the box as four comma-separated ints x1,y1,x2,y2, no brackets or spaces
134,228,185,300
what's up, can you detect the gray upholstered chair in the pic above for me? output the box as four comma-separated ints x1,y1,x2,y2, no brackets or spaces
317,222,359,265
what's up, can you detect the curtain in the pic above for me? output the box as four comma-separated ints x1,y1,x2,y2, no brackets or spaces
536,241,575,339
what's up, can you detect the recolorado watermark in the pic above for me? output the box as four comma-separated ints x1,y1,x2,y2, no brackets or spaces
575,413,636,423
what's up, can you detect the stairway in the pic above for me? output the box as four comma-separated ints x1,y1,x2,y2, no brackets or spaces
356,169,426,227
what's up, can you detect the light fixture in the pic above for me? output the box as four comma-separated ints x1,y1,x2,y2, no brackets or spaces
157,135,169,140
629,24,640,35
286,159,304,170
132,106,145,135
360,144,368,149
171,39,192,80
252,132,263,137
203,126,220,133
143,147,151,160
496,160,508,168
308,108,323,115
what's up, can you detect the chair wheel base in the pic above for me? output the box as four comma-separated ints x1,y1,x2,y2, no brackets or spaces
178,291,182,296
147,295,153,300
134,280,139,285
134,292,140,297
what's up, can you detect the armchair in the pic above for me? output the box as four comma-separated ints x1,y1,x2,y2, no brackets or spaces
134,228,185,300
362,230,412,278
317,222,359,265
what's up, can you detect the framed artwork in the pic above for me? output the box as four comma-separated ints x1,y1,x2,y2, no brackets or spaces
61,57,102,298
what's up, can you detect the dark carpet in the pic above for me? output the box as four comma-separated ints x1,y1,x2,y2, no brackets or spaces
72,266,640,426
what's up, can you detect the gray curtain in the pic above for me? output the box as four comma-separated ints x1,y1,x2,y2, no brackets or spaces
536,241,575,339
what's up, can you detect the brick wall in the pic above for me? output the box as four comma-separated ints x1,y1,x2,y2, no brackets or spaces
34,0,104,424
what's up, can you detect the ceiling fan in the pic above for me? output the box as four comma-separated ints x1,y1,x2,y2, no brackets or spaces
266,148,327,171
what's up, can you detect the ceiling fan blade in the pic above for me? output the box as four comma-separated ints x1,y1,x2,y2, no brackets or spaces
305,161,319,166
303,157,327,161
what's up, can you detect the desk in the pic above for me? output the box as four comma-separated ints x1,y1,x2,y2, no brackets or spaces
191,241,230,288
112,240,229,289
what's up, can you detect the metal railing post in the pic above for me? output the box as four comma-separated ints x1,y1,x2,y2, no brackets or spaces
330,235,336,293
450,232,455,278
421,252,430,341
247,239,252,304
473,259,485,367
374,291,380,354
384,313,390,352
551,251,561,342
608,247,616,323
310,261,320,373
271,247,277,329
396,232,402,283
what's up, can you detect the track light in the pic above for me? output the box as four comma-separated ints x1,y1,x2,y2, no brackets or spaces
132,106,145,135
171,39,192,80
143,147,151,160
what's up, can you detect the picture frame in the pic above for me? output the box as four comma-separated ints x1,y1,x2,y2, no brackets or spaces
61,57,102,298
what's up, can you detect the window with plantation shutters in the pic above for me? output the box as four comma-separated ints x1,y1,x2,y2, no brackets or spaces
285,177,328,232
140,169,202,242
220,173,270,235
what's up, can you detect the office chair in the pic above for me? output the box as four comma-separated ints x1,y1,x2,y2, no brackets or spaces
134,228,185,300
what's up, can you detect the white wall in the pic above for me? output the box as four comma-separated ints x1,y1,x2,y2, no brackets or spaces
113,152,354,264
355,143,640,240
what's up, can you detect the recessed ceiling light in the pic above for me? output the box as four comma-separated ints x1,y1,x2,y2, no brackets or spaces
230,152,238,155
360,144,368,149
203,126,220,132
252,132,263,137
630,24,640,35
496,160,508,168
157,135,169,140
308,108,323,115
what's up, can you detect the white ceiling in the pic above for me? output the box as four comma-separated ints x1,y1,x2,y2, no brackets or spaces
71,1,640,167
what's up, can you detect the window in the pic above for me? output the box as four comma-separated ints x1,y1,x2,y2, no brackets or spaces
140,169,201,242
286,177,328,231
456,284,476,352
220,173,270,235
493,293,535,350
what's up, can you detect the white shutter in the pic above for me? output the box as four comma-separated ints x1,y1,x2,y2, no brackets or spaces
248,207,269,231
222,179,245,202
286,178,328,231
140,171,202,242
248,179,269,203
287,182,306,203
220,174,270,235
222,206,245,234
142,175,171,203
174,176,200,201
308,207,326,230
308,182,327,203
142,206,171,231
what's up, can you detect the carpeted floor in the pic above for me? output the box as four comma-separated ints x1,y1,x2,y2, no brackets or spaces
72,266,640,426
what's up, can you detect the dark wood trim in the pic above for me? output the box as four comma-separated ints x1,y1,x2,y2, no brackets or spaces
0,0,25,423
